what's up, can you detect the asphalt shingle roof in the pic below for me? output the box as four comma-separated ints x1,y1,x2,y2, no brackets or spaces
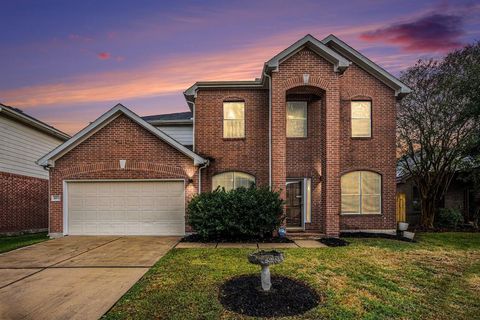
142,111,192,122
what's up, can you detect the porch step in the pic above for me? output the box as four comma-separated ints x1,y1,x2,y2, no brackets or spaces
287,232,324,240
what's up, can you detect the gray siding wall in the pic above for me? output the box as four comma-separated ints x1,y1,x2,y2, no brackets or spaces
155,125,193,146
0,114,64,179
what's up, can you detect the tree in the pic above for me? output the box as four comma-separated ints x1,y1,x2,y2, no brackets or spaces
397,42,480,228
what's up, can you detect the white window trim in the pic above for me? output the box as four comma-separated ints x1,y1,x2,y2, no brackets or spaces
351,101,372,138
341,171,382,215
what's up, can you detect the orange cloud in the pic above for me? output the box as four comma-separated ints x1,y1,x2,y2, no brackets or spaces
0,38,288,109
0,28,409,111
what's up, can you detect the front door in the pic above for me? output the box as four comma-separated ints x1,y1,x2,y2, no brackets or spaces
286,180,303,228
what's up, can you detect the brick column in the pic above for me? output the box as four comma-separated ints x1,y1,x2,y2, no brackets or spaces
324,79,341,237
271,73,287,217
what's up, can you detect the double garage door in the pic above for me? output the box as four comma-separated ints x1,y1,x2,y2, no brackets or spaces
67,181,185,235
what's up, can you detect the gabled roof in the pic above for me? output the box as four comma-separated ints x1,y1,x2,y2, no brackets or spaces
0,103,70,140
142,111,192,125
37,104,207,167
322,34,411,98
265,34,350,73
184,33,412,109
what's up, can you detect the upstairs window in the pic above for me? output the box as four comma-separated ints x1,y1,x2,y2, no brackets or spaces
223,102,245,138
341,171,381,214
212,172,255,191
286,101,307,137
351,101,371,137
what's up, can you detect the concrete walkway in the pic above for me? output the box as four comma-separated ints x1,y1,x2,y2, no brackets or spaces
175,239,326,248
0,236,179,320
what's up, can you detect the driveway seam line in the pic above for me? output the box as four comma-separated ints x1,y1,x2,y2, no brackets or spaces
0,268,45,290
0,236,123,290
48,236,124,268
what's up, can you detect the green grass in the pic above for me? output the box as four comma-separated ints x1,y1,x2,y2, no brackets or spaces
104,233,480,320
0,232,49,254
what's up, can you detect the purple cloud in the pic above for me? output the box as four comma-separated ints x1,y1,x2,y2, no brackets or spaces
360,13,465,52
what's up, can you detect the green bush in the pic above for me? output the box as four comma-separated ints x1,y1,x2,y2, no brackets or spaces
436,208,464,229
187,186,284,240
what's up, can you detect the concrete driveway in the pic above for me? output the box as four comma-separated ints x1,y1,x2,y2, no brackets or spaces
0,236,179,320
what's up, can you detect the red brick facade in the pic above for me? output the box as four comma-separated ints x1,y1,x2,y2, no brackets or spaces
1,171,48,234
195,48,397,235
48,114,198,234
47,39,398,237
195,89,269,191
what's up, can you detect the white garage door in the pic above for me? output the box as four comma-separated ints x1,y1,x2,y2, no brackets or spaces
67,181,185,235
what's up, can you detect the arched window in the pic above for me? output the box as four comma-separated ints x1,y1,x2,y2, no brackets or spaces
341,171,381,214
212,172,255,191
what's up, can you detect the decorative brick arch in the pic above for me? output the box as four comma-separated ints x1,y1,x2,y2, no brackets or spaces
282,75,331,92
341,89,373,101
58,161,188,178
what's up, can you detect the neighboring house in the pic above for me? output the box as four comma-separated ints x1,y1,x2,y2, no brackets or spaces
0,104,69,234
38,34,411,238
397,172,480,226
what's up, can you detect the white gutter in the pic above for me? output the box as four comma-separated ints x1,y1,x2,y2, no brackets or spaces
263,71,272,189
198,160,210,194
191,101,196,152
0,105,70,140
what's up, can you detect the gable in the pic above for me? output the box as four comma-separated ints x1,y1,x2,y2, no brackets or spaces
322,34,411,98
277,47,336,75
37,104,206,167
266,34,350,73
55,114,193,166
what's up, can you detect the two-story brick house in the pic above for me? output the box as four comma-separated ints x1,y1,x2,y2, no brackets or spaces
38,34,410,238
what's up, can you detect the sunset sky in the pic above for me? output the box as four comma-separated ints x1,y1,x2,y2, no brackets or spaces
1,0,479,135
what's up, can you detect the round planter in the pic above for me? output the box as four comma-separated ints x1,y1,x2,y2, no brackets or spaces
398,222,409,231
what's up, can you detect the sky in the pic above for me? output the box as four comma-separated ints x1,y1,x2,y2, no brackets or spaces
1,0,479,135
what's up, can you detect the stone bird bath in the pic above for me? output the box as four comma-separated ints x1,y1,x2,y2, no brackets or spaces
248,250,284,291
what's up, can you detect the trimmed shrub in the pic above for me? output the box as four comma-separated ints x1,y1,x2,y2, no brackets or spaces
187,187,284,240
436,208,464,229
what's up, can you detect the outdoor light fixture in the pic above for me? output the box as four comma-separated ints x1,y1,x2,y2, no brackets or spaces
119,159,126,169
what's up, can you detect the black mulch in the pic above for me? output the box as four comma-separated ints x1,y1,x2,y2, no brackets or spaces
181,234,293,243
219,275,320,318
318,237,350,247
340,232,416,242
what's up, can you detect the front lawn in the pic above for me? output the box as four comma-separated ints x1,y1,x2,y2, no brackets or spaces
0,232,48,254
104,233,480,319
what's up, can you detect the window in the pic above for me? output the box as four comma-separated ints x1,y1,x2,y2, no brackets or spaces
223,102,245,138
351,101,371,137
287,101,307,137
212,172,255,191
341,171,381,214
412,186,421,212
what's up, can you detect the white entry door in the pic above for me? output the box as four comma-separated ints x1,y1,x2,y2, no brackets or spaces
67,181,185,235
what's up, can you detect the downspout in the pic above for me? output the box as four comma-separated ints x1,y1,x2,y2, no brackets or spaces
191,101,196,152
46,166,51,237
263,72,272,189
198,160,210,194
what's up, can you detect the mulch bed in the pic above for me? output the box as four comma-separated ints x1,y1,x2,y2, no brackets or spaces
318,237,350,247
340,232,416,242
181,234,293,243
219,275,320,317
411,225,478,233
